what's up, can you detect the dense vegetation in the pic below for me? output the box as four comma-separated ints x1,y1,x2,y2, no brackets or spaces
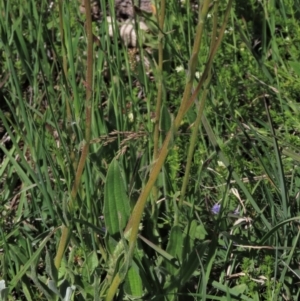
1,0,300,300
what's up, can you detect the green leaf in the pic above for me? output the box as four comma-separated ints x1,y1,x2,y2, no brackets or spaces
165,225,183,274
195,224,208,240
160,104,171,139
178,241,210,286
230,284,248,295
9,229,56,293
124,262,143,298
183,219,197,253
289,61,300,77
212,281,253,301
259,216,300,244
21,281,33,301
85,251,99,275
104,158,131,236
138,234,178,263
48,280,62,299
45,250,58,283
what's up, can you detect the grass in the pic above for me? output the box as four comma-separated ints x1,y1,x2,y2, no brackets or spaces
1,0,300,300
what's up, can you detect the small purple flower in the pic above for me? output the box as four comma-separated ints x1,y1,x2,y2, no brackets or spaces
211,203,221,214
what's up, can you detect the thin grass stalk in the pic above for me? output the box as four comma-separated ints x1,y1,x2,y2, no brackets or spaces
179,2,219,207
234,19,273,82
179,78,210,208
104,2,228,300
54,0,94,270
152,0,166,211
125,0,233,256
125,0,233,242
57,0,72,129
57,0,77,178
124,0,212,229
264,99,288,226
211,1,219,49
105,0,212,296
201,113,271,228
183,0,233,114
175,0,211,122
57,0,68,78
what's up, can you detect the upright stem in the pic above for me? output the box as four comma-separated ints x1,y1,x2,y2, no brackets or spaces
54,0,94,269
179,1,219,207
105,1,233,299
125,0,214,265
152,0,166,210
58,0,76,170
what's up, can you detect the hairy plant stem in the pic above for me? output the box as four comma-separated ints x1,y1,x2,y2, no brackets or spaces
55,0,94,270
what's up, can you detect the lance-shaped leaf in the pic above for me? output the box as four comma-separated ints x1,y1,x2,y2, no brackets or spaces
165,225,183,275
104,158,130,235
124,261,143,298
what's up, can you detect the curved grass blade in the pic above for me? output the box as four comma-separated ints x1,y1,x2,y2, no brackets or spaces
8,228,57,293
